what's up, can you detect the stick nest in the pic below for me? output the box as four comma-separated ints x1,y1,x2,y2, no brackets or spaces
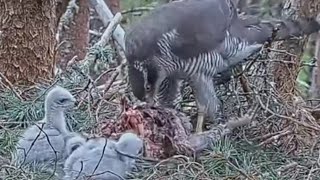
2,30,320,179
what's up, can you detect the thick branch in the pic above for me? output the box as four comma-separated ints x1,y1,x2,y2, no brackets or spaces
90,0,126,50
97,13,123,47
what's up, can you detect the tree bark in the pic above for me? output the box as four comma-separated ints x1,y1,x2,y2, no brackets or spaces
309,32,320,100
271,0,319,101
56,0,90,70
57,0,71,26
0,0,56,85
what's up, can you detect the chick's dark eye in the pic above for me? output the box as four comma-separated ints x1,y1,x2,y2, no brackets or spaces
71,144,80,152
58,98,68,104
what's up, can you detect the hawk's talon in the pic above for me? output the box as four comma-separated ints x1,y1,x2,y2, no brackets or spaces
196,112,205,133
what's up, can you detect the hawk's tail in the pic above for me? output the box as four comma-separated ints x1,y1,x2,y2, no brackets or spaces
266,15,320,41
240,14,320,43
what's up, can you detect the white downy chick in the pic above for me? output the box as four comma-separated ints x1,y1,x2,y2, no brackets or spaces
63,132,87,158
63,133,143,180
13,86,76,168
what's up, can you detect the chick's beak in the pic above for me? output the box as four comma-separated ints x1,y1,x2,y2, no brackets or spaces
69,97,77,107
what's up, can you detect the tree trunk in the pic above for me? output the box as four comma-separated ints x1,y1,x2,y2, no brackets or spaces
105,0,120,14
0,0,56,85
57,0,71,26
271,0,319,102
309,32,320,100
56,0,90,70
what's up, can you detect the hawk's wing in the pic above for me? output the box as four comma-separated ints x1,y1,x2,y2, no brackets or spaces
125,0,236,61
167,0,236,59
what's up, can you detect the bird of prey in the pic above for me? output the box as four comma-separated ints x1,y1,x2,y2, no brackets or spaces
125,0,320,133
12,86,76,168
63,132,143,180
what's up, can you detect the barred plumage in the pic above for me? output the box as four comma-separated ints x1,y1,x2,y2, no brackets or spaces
155,75,183,110
125,0,320,132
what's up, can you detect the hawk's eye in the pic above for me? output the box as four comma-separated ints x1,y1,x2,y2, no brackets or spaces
145,84,151,92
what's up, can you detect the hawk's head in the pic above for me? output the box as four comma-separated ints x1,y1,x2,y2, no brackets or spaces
128,61,159,104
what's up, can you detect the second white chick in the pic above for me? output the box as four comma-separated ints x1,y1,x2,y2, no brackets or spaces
63,132,88,158
63,132,144,180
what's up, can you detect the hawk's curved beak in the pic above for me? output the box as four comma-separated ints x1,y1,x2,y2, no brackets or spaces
145,95,156,106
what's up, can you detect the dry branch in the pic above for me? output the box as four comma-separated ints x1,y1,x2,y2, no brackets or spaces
96,13,123,47
77,12,122,78
90,0,126,50
0,72,23,101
